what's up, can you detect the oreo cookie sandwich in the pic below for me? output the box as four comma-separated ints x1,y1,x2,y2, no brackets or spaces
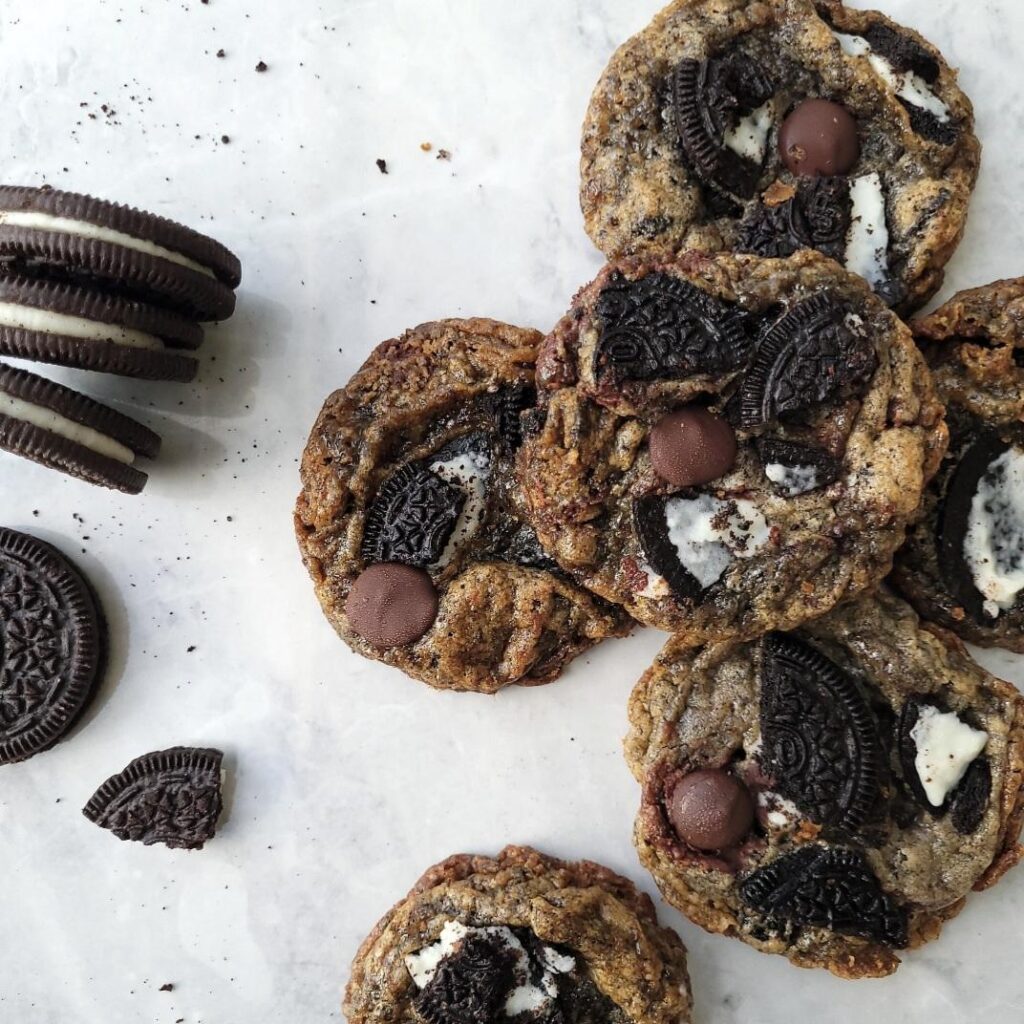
344,845,692,1024
295,318,630,693
0,361,160,494
892,278,1024,650
516,249,946,645
0,274,200,381
0,185,240,321
626,588,1024,978
580,0,979,313
0,528,105,764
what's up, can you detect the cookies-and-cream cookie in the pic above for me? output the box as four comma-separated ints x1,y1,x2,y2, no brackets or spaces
295,318,630,694
344,846,692,1024
580,0,979,313
625,589,1024,978
516,250,945,645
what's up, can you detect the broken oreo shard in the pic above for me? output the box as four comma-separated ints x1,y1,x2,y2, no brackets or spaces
759,633,881,830
739,293,876,427
594,271,753,385
740,844,909,948
82,747,224,850
497,523,559,571
633,495,706,603
950,758,992,835
671,52,775,198
414,932,517,1024
493,383,536,451
758,437,841,496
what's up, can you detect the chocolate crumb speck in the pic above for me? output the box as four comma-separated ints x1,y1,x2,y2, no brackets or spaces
376,158,388,175
216,48,226,58
159,983,174,993
437,149,452,161
221,135,230,144
255,60,268,73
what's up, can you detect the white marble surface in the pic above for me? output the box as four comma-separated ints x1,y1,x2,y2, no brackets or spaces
0,0,1022,1021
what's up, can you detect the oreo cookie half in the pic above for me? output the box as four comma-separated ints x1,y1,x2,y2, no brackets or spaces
0,362,161,494
0,529,105,764
0,274,200,381
0,186,240,321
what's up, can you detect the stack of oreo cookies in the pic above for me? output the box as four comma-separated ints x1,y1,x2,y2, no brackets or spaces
0,185,241,493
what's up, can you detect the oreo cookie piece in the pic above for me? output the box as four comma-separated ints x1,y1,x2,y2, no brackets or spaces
0,186,240,321
0,274,200,381
0,529,105,764
0,362,160,494
757,437,841,496
82,747,224,850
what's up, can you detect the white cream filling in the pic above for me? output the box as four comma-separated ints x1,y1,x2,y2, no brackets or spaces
664,495,770,589
911,705,988,806
963,446,1024,617
429,448,492,569
765,462,821,496
636,558,671,600
833,31,950,122
0,301,164,351
0,210,217,279
844,173,890,288
724,100,775,163
0,392,135,464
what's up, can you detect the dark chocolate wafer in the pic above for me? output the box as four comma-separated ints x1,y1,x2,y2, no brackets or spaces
0,362,160,494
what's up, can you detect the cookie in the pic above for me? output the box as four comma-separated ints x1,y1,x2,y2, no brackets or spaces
625,589,1024,979
83,747,224,850
294,318,630,693
344,845,692,1024
517,250,946,644
0,529,105,764
0,185,241,321
0,274,200,381
893,278,1024,651
0,361,161,494
580,0,979,314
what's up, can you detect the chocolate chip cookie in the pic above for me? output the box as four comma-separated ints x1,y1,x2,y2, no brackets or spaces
626,588,1024,979
344,845,692,1024
580,0,979,314
893,278,1024,651
517,250,946,644
295,318,630,694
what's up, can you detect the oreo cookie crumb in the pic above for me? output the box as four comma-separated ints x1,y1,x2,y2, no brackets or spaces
159,983,174,993
437,149,452,161
216,48,225,58
255,60,268,72
376,158,388,175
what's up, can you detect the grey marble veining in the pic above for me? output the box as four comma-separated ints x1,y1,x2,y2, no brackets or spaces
0,1,1021,1021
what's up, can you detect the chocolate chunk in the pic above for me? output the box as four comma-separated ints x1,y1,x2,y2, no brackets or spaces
739,293,876,427
0,529,105,764
737,177,851,263
950,758,992,835
740,845,908,948
666,769,755,851
594,272,753,385
345,563,439,648
779,99,859,177
82,747,224,850
362,464,466,567
633,495,703,602
759,634,881,829
671,52,774,198
414,933,517,1024
649,406,737,487
757,437,841,495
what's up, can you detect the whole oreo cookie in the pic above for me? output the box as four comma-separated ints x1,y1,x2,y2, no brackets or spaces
0,185,240,321
0,529,105,764
626,588,1024,978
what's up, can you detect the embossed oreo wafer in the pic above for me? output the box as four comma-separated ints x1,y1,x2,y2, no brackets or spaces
0,186,240,321
0,275,200,381
0,362,160,493
0,529,105,764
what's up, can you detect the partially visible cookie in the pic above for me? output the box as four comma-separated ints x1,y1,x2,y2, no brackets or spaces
344,845,692,1024
0,185,240,321
295,318,630,694
580,0,979,313
517,250,946,644
0,361,161,494
0,528,105,764
626,589,1024,979
893,278,1024,651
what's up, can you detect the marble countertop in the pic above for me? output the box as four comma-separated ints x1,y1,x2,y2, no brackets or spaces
0,0,1022,1021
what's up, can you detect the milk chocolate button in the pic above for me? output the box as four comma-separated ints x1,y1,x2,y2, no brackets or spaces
649,407,737,487
346,563,439,648
666,769,755,851
779,99,859,177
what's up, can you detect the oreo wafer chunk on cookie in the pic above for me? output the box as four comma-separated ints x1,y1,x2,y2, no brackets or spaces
0,362,160,494
0,186,240,321
0,275,200,381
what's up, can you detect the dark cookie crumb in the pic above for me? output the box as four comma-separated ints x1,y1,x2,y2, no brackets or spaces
376,158,388,175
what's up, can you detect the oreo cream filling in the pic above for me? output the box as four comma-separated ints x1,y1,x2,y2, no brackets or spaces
429,447,492,568
910,705,988,806
724,100,776,163
0,301,164,351
844,174,890,288
963,445,1024,617
764,462,821,496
